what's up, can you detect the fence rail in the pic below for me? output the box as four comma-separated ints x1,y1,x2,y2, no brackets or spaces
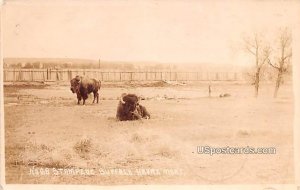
3,69,249,82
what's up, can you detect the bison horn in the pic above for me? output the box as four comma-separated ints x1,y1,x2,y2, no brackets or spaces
120,93,126,104
120,97,125,104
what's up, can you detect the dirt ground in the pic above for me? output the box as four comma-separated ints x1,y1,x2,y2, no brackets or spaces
4,81,294,184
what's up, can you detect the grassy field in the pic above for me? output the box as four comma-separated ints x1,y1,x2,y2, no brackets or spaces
4,82,294,184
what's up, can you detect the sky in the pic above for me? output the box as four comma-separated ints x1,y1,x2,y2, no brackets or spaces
2,0,300,65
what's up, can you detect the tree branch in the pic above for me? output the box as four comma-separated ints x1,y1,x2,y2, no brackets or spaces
245,46,256,56
283,52,292,61
267,58,280,70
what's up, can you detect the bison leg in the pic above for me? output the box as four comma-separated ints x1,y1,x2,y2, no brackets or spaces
96,92,99,103
132,109,142,120
142,106,150,119
137,105,150,119
82,95,87,105
77,94,82,105
81,93,88,105
93,91,98,103
79,87,88,105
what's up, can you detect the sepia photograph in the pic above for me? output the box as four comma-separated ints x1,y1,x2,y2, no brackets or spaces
1,0,300,189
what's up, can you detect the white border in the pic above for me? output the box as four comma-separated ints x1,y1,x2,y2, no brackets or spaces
0,1,299,190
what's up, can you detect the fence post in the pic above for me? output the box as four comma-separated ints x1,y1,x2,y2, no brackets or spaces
56,70,58,81
3,70,6,82
60,70,63,81
17,70,20,81
13,69,15,82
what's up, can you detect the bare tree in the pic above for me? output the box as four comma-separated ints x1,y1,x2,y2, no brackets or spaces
244,33,271,97
268,29,292,98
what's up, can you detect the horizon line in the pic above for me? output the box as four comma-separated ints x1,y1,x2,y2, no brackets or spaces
3,57,250,67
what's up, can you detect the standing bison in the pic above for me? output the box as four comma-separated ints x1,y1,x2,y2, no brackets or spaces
70,75,101,105
116,93,150,121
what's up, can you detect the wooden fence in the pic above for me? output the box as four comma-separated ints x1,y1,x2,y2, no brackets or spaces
3,69,249,82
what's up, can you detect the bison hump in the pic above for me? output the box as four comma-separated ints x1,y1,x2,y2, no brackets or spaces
122,94,139,103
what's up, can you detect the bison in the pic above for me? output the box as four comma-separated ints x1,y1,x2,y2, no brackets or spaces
116,93,150,121
70,75,101,105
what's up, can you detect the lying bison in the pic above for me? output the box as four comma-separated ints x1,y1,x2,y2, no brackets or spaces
70,75,101,105
116,93,150,121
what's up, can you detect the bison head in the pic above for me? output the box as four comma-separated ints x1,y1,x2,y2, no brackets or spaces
70,76,81,93
119,93,140,117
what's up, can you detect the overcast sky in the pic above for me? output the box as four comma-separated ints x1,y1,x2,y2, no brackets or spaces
2,0,300,65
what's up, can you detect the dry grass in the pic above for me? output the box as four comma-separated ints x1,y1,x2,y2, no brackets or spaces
4,83,294,184
74,137,93,159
